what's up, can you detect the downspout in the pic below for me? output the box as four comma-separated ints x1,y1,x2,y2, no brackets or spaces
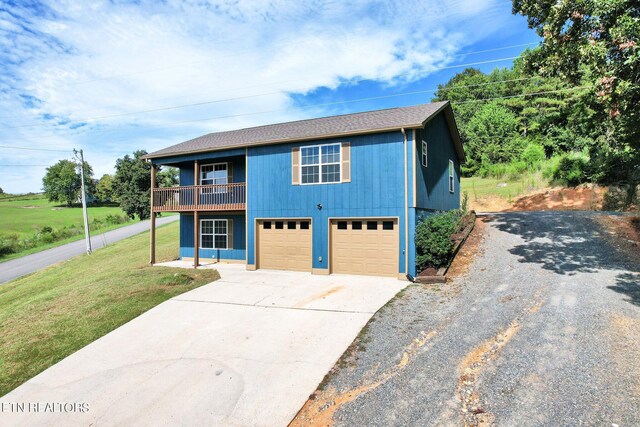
401,127,409,279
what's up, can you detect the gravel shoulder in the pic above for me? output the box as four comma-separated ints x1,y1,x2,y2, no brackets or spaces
291,211,640,426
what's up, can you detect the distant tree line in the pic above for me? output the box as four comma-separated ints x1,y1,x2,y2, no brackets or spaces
41,150,178,220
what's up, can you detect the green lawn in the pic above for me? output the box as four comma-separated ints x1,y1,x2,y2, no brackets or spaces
0,194,129,238
0,194,141,262
0,221,219,397
461,175,546,201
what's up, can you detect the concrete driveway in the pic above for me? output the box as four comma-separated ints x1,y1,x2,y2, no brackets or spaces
1,264,405,426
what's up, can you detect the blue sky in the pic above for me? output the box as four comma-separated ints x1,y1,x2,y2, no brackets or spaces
0,0,539,193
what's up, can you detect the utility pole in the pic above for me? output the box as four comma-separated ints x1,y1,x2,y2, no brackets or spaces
74,149,92,255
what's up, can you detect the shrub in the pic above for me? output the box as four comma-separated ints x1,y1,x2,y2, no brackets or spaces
415,210,463,271
104,214,129,225
552,152,590,186
0,234,19,256
521,143,546,168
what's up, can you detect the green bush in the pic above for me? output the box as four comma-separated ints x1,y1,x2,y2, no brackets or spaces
521,143,546,168
552,152,590,186
0,234,19,256
415,210,463,271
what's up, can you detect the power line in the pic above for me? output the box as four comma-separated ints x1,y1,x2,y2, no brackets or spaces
0,164,50,167
1,55,523,131
0,145,69,153
0,77,578,150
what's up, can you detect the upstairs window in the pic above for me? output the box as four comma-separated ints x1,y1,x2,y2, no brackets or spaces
449,160,455,193
201,163,228,193
301,143,341,184
421,140,427,167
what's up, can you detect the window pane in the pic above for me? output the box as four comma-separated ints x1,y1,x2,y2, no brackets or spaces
367,221,377,230
449,161,454,176
263,221,272,229
337,221,347,230
321,144,340,164
302,165,319,184
300,221,310,229
321,164,340,183
275,221,284,229
201,235,213,248
201,220,213,234
301,146,319,165
214,220,227,235
214,235,227,249
383,221,394,230
352,221,362,230
287,221,296,229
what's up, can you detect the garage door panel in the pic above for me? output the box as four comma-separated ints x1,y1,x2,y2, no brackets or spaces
330,218,398,277
257,220,312,272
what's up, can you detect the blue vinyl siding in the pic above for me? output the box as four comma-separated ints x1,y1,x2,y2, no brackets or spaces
180,213,246,261
414,114,460,211
407,114,461,277
246,131,407,273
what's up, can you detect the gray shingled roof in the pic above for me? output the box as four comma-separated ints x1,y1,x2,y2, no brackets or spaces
145,101,456,159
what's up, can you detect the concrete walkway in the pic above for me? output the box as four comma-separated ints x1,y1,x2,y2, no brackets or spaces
0,215,178,284
0,264,406,426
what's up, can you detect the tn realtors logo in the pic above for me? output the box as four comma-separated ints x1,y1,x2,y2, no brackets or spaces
1,402,89,413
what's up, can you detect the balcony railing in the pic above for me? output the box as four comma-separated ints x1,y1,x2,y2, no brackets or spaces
152,183,246,212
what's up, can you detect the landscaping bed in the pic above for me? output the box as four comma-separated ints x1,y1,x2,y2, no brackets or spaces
415,210,476,283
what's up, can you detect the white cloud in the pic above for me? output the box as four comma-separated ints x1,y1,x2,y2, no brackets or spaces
0,0,515,192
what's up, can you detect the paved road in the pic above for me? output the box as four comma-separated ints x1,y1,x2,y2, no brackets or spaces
0,215,179,284
1,264,405,426
293,211,640,426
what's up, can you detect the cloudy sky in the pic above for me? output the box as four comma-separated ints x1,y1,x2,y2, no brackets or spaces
0,0,537,193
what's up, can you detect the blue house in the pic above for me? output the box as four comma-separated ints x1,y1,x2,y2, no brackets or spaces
145,102,464,279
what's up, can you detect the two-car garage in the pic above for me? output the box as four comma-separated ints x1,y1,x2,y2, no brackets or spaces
255,218,399,277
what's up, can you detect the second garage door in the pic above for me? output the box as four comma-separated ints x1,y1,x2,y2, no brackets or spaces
330,218,399,277
257,219,312,272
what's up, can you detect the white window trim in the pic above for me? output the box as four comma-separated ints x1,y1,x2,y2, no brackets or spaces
299,143,341,185
449,160,455,193
421,140,428,167
200,219,229,250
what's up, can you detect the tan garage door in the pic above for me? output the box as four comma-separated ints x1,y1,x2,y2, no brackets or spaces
257,219,312,272
330,218,398,277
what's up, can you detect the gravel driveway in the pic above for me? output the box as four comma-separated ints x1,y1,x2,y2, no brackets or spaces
292,211,640,426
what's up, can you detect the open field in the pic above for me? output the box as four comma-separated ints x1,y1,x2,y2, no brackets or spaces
0,194,129,238
0,221,219,397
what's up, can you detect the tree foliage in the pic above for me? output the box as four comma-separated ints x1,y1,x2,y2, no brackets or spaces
113,151,152,220
42,159,94,207
95,174,115,202
157,167,179,188
512,0,639,188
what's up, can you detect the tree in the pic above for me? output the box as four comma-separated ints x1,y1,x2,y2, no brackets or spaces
157,166,179,188
0,187,3,195
513,0,640,191
42,159,94,206
465,102,522,172
95,174,115,202
113,150,152,220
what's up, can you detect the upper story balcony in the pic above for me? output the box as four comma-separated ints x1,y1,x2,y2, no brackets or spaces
152,182,246,212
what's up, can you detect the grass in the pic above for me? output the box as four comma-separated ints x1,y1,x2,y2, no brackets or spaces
462,172,548,202
0,221,220,397
0,194,129,238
